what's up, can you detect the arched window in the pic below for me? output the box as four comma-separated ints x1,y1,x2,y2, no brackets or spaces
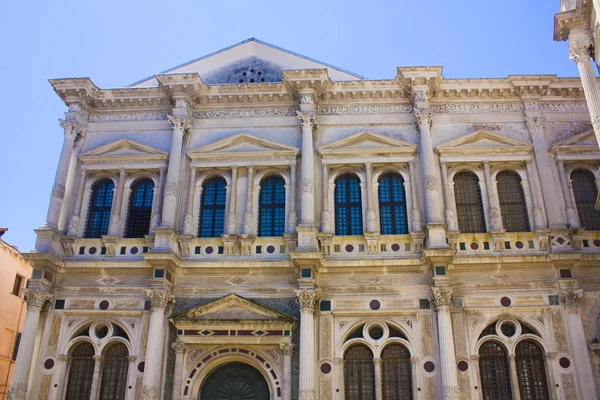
125,179,154,238
515,340,550,400
378,173,408,235
99,343,129,400
454,171,486,233
571,169,600,230
497,170,530,232
381,344,413,400
85,179,114,238
65,342,95,400
258,175,286,237
199,177,227,238
344,345,375,400
335,174,363,236
479,341,512,399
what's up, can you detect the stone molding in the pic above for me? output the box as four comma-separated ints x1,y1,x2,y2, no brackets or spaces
414,108,433,129
431,287,453,309
50,184,66,200
193,108,297,119
299,389,316,400
297,110,317,129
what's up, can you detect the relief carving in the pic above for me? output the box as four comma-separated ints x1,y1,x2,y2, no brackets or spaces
424,176,440,193
300,178,314,194
24,289,53,310
295,290,319,311
431,287,453,309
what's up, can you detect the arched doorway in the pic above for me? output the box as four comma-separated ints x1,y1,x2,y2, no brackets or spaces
200,362,270,400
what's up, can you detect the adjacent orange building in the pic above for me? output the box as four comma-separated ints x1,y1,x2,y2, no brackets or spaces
0,229,31,399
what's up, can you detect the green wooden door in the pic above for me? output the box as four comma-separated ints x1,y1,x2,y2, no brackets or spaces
200,362,270,400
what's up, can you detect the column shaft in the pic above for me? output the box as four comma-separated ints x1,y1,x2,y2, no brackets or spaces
243,166,255,234
280,344,293,400
408,161,422,232
415,111,444,224
150,167,166,230
432,288,459,400
440,162,457,231
88,355,103,400
483,162,503,230
141,291,171,400
365,163,377,233
67,170,88,236
296,290,318,400
373,358,382,400
557,159,579,227
298,111,316,225
287,163,298,233
570,34,600,142
161,117,187,228
108,169,126,235
225,166,238,234
182,168,197,235
171,343,186,400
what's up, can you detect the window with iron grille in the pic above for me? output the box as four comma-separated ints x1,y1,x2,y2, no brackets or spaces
99,343,129,400
479,341,513,400
454,171,486,233
381,344,413,400
344,345,375,400
378,173,408,235
198,177,227,238
65,342,95,400
258,175,286,237
571,169,600,230
497,170,530,232
335,174,363,236
85,179,114,238
515,340,550,400
125,179,154,238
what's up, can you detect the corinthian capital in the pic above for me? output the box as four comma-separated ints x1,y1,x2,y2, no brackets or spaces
23,289,53,310
167,115,191,133
413,108,433,130
569,34,594,63
431,287,452,309
279,343,294,356
145,290,174,311
560,289,583,308
172,341,187,355
297,110,317,130
525,117,546,139
295,289,319,311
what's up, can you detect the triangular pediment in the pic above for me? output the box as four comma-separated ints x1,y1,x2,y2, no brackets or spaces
551,129,600,152
131,38,362,87
436,130,532,155
188,133,298,162
319,131,416,157
79,139,168,164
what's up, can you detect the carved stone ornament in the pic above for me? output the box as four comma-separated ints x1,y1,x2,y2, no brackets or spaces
592,115,600,136
333,357,344,366
287,212,298,233
300,178,314,194
431,287,453,309
444,385,460,400
68,215,80,235
490,207,502,229
182,214,194,235
7,384,26,400
297,111,317,129
533,207,547,228
193,108,297,119
51,184,66,200
243,212,254,234
145,290,174,311
24,289,53,310
560,289,583,308
58,354,71,363
366,209,378,233
225,213,237,234
140,385,159,400
172,342,187,355
299,389,317,400
432,103,524,113
300,95,314,105
413,91,428,103
569,37,593,63
89,112,168,122
295,290,319,311
526,117,546,139
279,343,294,356
424,176,440,193
317,105,412,115
445,209,457,231
411,209,422,232
60,118,87,140
167,115,190,132
174,99,189,109
413,108,433,130
164,182,179,198
321,210,333,233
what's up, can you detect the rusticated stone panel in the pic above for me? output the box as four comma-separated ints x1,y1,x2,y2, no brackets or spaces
320,315,332,358
552,310,568,352
319,377,332,400
38,375,51,400
451,312,467,355
458,373,471,400
47,313,63,353
68,299,95,309
420,314,433,356
114,300,142,310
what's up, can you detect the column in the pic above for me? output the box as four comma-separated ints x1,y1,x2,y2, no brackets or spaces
280,343,294,400
440,162,457,231
88,355,104,400
408,161,422,232
67,170,88,236
569,30,600,144
171,342,187,400
52,354,70,400
287,163,298,233
8,291,52,400
295,289,319,400
243,166,255,234
483,161,503,230
525,160,546,229
431,287,459,400
373,357,382,400
297,96,317,225
126,356,137,400
108,168,127,236
365,163,378,233
560,289,598,398
161,115,189,228
182,168,197,235
556,159,580,227
46,120,79,229
141,290,173,400
507,355,522,400
321,163,333,233
150,167,166,230
225,166,238,234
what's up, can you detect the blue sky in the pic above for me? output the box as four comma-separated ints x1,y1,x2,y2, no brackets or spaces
0,0,581,251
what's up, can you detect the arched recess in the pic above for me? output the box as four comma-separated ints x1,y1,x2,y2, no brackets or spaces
200,362,270,400
124,178,155,238
570,168,600,230
377,173,409,235
478,340,513,399
258,174,286,237
198,176,228,238
64,341,95,400
453,170,486,233
493,168,531,232
334,173,364,236
344,344,376,400
99,342,129,400
515,340,550,400
381,343,413,400
84,178,116,238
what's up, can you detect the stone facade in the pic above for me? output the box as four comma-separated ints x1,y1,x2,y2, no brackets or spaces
13,37,600,399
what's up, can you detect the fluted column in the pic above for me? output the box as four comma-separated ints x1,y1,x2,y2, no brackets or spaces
321,163,333,233
67,170,88,236
365,163,378,233
161,115,189,228
182,168,197,235
373,357,382,400
150,167,166,230
46,120,81,229
88,355,104,400
225,166,238,234
569,30,600,144
483,161,503,230
108,169,127,236
408,161,422,232
297,96,317,225
440,162,457,231
556,159,580,227
171,342,187,400
431,287,459,400
295,290,319,400
8,290,52,400
287,163,298,233
280,343,294,400
141,290,173,400
560,289,598,398
243,166,255,234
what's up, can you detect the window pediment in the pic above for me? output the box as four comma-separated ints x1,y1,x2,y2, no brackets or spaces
551,129,600,156
79,139,168,165
436,129,532,159
318,131,416,160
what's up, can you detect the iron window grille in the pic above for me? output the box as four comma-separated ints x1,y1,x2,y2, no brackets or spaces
454,171,487,233
479,341,513,400
125,179,154,238
198,177,227,238
381,344,413,400
344,345,376,400
85,179,114,238
258,175,286,237
335,174,363,236
497,170,530,232
571,169,600,230
515,340,550,400
99,343,129,400
65,342,95,400
378,173,408,235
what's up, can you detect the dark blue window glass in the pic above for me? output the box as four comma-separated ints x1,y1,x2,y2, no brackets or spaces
85,179,114,238
378,173,408,235
335,174,363,236
259,175,286,237
199,177,227,238
125,179,154,238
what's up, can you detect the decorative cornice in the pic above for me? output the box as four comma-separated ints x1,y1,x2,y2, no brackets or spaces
317,104,412,115
89,112,168,122
432,103,523,113
193,108,297,119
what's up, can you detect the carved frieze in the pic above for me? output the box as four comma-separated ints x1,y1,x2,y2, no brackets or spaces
424,176,440,193
193,108,297,119
317,105,412,115
89,112,168,122
432,103,523,113
279,343,294,356
164,182,179,198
